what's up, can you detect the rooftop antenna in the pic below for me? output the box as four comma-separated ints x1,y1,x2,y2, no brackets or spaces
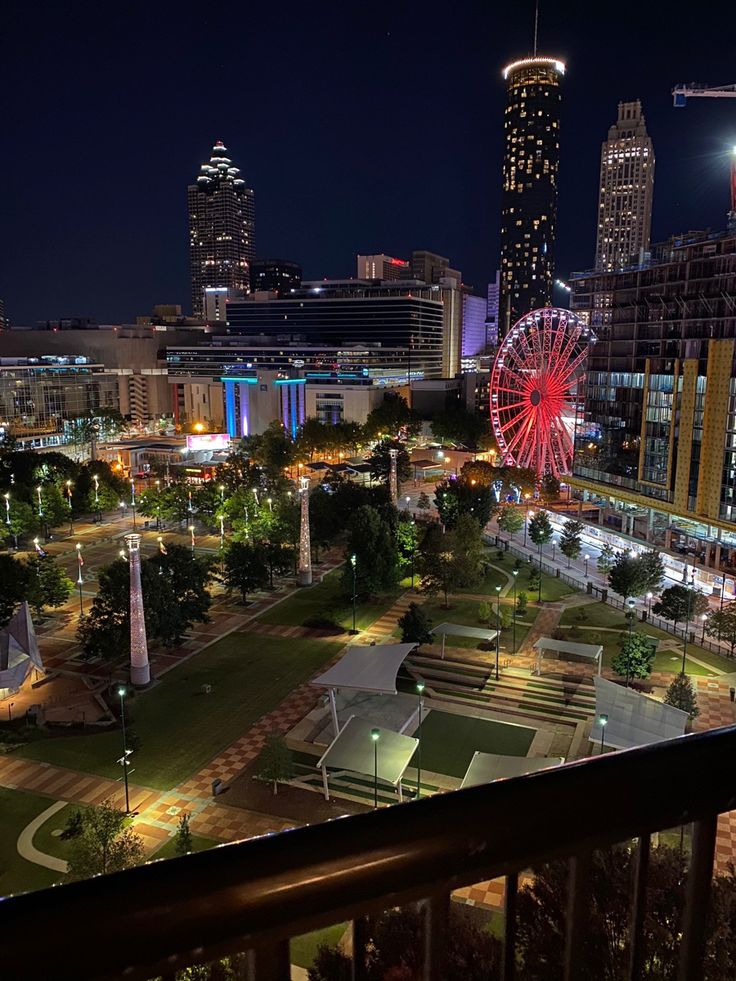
533,0,539,56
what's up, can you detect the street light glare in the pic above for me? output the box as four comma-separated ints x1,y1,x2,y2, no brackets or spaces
118,687,126,697
371,728,380,741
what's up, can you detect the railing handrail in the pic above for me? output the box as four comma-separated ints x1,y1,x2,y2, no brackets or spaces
3,725,736,980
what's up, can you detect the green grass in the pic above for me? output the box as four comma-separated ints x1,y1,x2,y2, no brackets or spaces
30,802,87,866
290,923,349,968
152,834,219,860
414,711,535,778
258,568,401,631
559,603,628,628
495,559,576,601
0,788,66,897
17,634,344,790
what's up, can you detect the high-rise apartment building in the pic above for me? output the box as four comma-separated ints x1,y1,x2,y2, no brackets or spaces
250,259,302,295
595,101,655,272
188,141,255,318
410,250,461,287
570,229,736,596
499,57,565,334
356,254,410,281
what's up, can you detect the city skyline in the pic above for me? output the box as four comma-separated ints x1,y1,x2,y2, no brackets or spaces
2,0,735,324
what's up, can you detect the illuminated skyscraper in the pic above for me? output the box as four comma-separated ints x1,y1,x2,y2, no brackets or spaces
595,101,655,272
499,56,565,333
188,141,255,317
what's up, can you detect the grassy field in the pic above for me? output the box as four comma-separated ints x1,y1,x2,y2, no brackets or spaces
0,788,65,897
152,834,220,860
414,711,535,778
291,923,349,969
17,634,344,789
30,802,87,866
494,557,576,602
258,568,401,631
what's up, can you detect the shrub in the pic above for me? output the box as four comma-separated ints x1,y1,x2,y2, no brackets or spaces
517,591,528,614
664,672,699,719
552,627,566,641
478,601,491,623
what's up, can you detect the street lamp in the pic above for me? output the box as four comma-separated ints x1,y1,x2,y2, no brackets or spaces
118,687,131,813
130,478,137,530
267,497,273,513
36,485,43,518
598,713,608,755
410,519,416,589
512,569,519,654
701,613,707,644
584,554,590,576
155,479,161,530
494,584,502,681
66,480,74,534
75,543,84,616
646,591,653,619
350,554,358,634
415,680,424,799
189,524,196,555
682,574,695,675
626,597,636,687
371,727,380,809
119,500,126,522
93,474,100,523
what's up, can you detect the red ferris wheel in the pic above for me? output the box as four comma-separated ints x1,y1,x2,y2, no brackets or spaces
490,307,596,478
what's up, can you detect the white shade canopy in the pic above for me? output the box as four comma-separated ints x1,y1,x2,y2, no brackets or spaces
312,643,417,696
461,752,564,789
591,676,688,751
433,622,498,641
316,716,419,787
532,637,603,660
0,602,43,697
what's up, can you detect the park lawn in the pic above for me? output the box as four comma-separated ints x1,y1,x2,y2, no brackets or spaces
31,802,88,866
560,627,717,677
496,560,577,602
258,569,402,631
406,597,538,652
17,634,344,790
152,834,220,860
559,602,628,628
455,562,509,596
291,923,349,969
0,788,65,897
413,711,535,778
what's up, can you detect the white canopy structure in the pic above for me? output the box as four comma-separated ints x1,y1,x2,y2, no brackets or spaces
532,637,603,676
432,622,498,659
591,676,688,751
312,643,417,734
460,751,565,789
316,715,419,802
0,603,44,700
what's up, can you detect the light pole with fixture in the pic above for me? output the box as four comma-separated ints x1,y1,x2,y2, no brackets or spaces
189,525,196,555
584,554,590,576
512,569,518,654
75,543,84,616
494,584,502,681
598,713,608,754
65,481,74,534
371,727,380,809
350,554,357,634
646,591,653,619
130,478,137,530
626,597,636,687
118,687,131,813
415,681,424,799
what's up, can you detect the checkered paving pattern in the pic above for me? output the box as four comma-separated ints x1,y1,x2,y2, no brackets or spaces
455,879,505,910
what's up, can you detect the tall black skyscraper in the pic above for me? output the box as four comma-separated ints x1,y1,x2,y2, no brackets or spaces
499,56,565,334
188,141,255,317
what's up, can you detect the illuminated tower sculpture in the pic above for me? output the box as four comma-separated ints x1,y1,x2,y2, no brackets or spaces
297,476,312,587
389,449,399,505
125,534,150,687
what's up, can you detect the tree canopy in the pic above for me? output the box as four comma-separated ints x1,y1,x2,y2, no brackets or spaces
342,505,398,597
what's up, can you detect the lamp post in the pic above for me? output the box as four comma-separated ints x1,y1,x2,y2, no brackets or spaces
494,584,502,681
646,591,653,619
700,613,707,644
512,569,518,654
189,524,196,555
415,681,424,799
584,554,590,577
66,481,74,534
524,510,529,547
93,474,100,523
119,500,126,523
155,479,161,531
598,713,608,755
75,543,84,616
130,478,137,530
118,687,131,813
267,497,273,513
371,727,380,809
626,597,636,687
36,485,43,519
350,553,357,634
410,519,416,589
4,492,10,541
682,576,695,675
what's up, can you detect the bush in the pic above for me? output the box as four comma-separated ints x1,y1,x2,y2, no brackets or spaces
496,550,505,562
664,673,699,719
575,608,589,623
478,601,491,623
517,591,528,614
552,627,566,640
397,602,434,646
60,809,84,840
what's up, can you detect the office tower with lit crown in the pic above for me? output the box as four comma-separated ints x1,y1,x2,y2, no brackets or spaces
595,101,655,272
499,56,565,334
188,141,255,317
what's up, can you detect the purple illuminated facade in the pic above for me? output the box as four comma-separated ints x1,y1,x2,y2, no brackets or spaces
461,293,489,358
223,369,306,439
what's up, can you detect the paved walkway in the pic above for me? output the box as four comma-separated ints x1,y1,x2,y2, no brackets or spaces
17,800,68,873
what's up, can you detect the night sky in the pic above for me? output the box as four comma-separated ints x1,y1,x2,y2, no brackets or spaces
3,0,735,325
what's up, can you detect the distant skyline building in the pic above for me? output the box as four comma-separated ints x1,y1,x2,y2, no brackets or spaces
595,100,655,271
410,250,461,287
486,271,500,349
356,254,410,281
188,141,255,318
499,56,565,334
251,259,302,295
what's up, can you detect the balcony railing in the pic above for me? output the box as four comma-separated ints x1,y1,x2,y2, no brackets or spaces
3,725,736,981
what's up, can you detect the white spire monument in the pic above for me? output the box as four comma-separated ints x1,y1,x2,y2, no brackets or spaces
125,534,150,687
297,476,312,586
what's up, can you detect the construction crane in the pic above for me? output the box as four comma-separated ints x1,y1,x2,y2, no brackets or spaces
673,82,736,107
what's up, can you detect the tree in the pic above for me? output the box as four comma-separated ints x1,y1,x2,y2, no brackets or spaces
147,544,213,638
417,490,430,511
540,473,561,500
242,420,296,485
459,460,497,486
497,505,524,540
431,407,495,451
256,733,293,795
173,812,194,857
653,585,709,632
664,673,699,719
450,514,484,588
638,550,665,593
366,438,411,487
222,541,269,602
517,590,528,614
67,799,144,881
611,632,655,681
342,505,398,597
363,392,418,441
397,602,434,645
0,553,30,626
26,555,74,616
559,519,584,568
528,511,554,551
705,604,736,656
138,482,193,525
214,450,262,496
597,542,616,575
434,478,496,530
2,499,38,548
608,552,648,602
418,525,462,607
396,515,419,579
308,486,338,561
